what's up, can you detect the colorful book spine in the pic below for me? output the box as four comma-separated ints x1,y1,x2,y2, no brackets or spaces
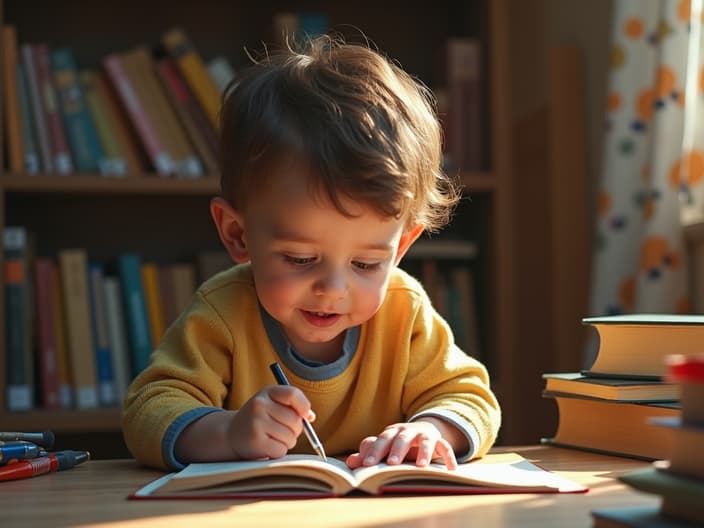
3,226,34,411
126,46,203,177
102,276,132,403
155,54,218,175
16,62,41,174
1,25,25,173
141,262,166,347
117,253,153,376
33,257,61,410
51,47,105,173
93,70,147,175
33,43,74,174
21,43,53,173
161,28,222,128
103,52,173,175
58,249,99,409
79,69,128,176
87,262,117,406
51,264,73,408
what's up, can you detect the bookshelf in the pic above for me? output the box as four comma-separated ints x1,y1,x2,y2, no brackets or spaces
0,0,522,446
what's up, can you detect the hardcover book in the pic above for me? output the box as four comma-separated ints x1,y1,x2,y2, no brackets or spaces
542,392,680,460
542,372,679,402
582,314,704,378
130,452,586,499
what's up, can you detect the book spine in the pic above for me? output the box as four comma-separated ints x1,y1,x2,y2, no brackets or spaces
33,257,61,410
50,47,105,174
16,62,41,174
141,262,166,347
128,46,203,178
87,262,117,406
117,253,153,376
33,43,74,174
79,69,128,176
1,25,25,172
162,28,222,128
93,70,148,175
51,264,73,408
102,276,132,403
3,226,34,411
155,55,218,175
447,38,482,171
21,44,53,173
103,53,173,175
58,249,99,408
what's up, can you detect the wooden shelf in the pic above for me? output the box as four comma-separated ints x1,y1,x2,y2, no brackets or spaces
0,174,220,195
0,409,122,433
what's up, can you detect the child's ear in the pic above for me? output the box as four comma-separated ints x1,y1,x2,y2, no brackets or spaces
210,197,250,263
394,224,424,265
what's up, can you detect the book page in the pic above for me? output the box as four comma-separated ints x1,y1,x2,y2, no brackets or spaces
153,454,358,495
353,452,586,495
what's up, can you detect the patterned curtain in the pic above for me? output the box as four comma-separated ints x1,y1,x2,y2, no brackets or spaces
587,0,704,364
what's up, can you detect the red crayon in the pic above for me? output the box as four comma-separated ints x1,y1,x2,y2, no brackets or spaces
0,450,90,482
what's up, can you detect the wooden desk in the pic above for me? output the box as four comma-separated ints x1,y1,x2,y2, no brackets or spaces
2,446,658,528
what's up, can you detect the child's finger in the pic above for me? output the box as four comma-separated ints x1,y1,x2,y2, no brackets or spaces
267,385,312,419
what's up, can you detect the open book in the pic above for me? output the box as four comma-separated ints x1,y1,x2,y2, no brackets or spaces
130,452,587,499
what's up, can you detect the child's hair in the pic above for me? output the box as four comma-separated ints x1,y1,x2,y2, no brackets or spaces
218,35,460,232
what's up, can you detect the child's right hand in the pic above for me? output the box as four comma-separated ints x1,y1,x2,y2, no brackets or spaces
226,385,315,460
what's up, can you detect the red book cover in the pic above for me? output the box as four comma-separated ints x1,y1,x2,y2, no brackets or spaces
33,257,61,410
33,43,74,174
103,52,173,176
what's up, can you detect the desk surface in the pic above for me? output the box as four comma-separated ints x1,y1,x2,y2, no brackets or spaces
2,445,658,528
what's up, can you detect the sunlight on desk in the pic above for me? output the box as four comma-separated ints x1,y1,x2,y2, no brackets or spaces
2,446,660,528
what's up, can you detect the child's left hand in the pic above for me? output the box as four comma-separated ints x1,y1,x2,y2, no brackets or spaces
345,419,458,470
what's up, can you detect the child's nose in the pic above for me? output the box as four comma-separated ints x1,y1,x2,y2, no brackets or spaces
313,266,347,297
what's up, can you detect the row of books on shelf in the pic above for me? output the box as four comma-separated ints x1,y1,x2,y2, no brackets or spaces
0,24,229,178
402,239,481,359
3,225,232,412
1,13,486,179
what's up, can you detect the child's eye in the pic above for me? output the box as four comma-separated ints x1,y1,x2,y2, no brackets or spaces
352,261,381,271
283,255,316,266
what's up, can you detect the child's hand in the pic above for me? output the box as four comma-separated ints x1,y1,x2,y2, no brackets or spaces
345,420,458,470
227,385,315,460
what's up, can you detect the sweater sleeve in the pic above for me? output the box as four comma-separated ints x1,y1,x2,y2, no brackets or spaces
401,290,501,459
121,292,234,470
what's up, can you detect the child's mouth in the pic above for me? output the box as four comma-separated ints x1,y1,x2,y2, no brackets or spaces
301,310,341,327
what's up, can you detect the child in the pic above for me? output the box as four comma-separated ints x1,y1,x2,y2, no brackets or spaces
122,35,501,471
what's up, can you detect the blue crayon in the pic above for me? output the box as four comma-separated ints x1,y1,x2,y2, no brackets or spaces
0,441,42,466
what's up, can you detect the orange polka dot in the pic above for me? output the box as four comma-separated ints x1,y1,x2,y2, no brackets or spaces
636,88,655,122
641,237,669,271
656,66,676,97
700,67,704,93
678,0,692,23
606,92,622,111
624,17,644,38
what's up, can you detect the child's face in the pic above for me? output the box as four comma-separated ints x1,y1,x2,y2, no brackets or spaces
239,167,416,358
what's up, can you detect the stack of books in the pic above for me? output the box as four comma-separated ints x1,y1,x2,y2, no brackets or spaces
591,354,704,527
541,315,704,460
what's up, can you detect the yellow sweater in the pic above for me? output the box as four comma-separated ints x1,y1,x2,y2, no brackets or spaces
122,263,501,470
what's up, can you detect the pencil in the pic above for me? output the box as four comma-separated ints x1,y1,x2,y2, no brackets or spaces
269,362,327,462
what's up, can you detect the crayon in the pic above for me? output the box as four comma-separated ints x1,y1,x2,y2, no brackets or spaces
0,450,90,482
